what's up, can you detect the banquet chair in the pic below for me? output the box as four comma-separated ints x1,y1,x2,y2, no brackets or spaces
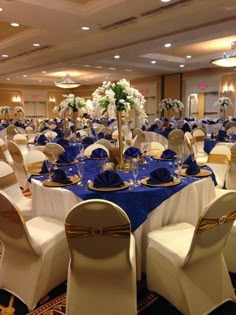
133,127,144,137
65,199,137,315
95,138,114,150
8,141,29,191
225,143,236,190
44,130,58,139
207,144,231,189
42,143,65,162
84,143,109,157
0,138,14,165
0,190,69,311
13,134,28,156
144,141,165,157
184,131,194,156
76,129,88,138
0,161,32,221
24,150,47,176
146,191,236,315
25,126,36,143
168,129,185,157
5,125,19,142
191,127,208,164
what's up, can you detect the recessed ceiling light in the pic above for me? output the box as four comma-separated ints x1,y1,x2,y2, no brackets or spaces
114,55,120,59
179,64,185,68
186,55,192,59
83,64,91,67
108,67,117,70
0,8,3,12
96,66,103,68
41,71,47,73
151,60,157,64
161,0,171,2
2,54,8,58
38,80,42,82
6,78,10,81
23,74,27,77
164,43,172,48
81,26,90,31
10,22,20,27
33,43,40,47
125,69,133,72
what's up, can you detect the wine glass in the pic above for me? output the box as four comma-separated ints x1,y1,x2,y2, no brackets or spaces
45,159,53,179
130,158,139,187
76,161,85,186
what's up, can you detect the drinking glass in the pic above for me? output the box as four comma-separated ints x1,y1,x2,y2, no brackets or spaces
76,161,85,186
45,159,53,179
130,158,139,187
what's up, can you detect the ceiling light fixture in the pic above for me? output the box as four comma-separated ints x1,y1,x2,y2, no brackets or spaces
186,55,192,59
0,8,3,12
211,42,236,67
10,22,20,27
179,64,185,68
114,55,120,59
33,43,40,47
151,60,157,64
164,43,171,48
2,54,8,58
54,74,80,89
81,26,90,31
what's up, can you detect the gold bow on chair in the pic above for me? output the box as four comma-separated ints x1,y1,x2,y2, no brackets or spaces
196,210,236,232
208,154,231,164
65,223,130,239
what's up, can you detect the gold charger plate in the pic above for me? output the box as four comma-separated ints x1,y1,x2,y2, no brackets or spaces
140,177,181,187
88,181,129,192
52,159,77,166
42,175,80,187
175,168,212,177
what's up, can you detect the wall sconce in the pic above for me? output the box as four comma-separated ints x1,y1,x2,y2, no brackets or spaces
49,96,56,103
12,95,22,104
222,84,235,93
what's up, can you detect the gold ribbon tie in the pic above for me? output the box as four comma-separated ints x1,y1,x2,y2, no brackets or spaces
208,154,231,164
197,210,236,232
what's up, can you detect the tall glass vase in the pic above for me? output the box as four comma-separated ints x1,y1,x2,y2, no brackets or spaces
116,111,124,170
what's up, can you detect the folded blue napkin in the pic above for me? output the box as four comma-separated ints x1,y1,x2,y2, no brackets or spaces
35,134,48,145
182,123,191,133
231,135,236,141
183,155,193,166
186,161,200,175
91,148,108,159
82,137,95,148
147,167,173,184
39,160,49,174
217,130,227,141
124,147,141,158
51,169,72,184
57,152,74,164
160,149,176,159
56,138,69,146
93,170,124,188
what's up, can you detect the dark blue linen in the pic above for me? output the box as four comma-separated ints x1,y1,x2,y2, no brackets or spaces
217,130,227,141
35,134,48,145
124,147,141,158
183,155,193,166
57,138,69,146
39,161,49,174
93,170,124,188
82,137,94,148
161,149,176,159
91,148,108,159
186,161,200,175
51,169,72,184
147,167,172,184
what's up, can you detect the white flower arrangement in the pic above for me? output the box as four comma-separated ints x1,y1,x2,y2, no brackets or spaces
92,78,147,123
160,98,184,112
214,97,233,109
58,94,86,116
14,106,25,114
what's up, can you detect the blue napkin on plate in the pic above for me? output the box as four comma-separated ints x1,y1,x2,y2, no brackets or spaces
124,147,141,158
217,130,227,141
82,137,95,148
91,148,108,159
51,169,72,184
147,167,173,184
56,138,69,146
93,170,124,188
57,152,74,164
183,155,193,166
35,134,48,145
160,149,176,159
186,161,200,175
39,160,49,174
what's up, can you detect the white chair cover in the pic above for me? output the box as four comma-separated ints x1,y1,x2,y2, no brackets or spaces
0,191,70,311
225,143,236,190
0,138,14,165
146,191,236,315
42,143,65,161
0,161,32,220
65,199,136,315
84,143,109,157
24,150,47,175
168,129,185,157
13,134,28,156
191,127,208,164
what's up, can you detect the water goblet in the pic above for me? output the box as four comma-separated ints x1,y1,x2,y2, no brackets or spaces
130,158,139,187
76,161,85,187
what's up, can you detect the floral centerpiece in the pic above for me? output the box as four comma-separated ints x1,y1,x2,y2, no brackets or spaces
213,97,233,109
172,99,184,112
160,98,184,118
14,106,25,114
0,106,12,119
92,78,147,168
57,94,86,116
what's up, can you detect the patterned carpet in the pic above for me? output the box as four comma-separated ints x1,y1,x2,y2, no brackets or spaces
0,274,235,315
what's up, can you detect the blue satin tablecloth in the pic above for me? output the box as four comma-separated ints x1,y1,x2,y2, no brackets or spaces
34,158,216,231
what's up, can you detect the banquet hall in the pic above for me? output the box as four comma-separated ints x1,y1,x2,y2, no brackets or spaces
0,0,236,314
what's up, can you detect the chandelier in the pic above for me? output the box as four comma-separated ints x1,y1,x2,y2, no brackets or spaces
211,42,236,67
54,74,80,89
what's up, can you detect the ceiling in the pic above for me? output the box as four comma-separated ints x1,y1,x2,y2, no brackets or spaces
0,0,236,87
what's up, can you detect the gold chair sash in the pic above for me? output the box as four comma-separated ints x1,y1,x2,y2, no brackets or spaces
193,135,205,142
0,143,7,152
231,153,236,159
25,161,43,173
15,139,28,145
65,223,130,239
208,154,231,164
196,210,236,232
0,172,17,189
